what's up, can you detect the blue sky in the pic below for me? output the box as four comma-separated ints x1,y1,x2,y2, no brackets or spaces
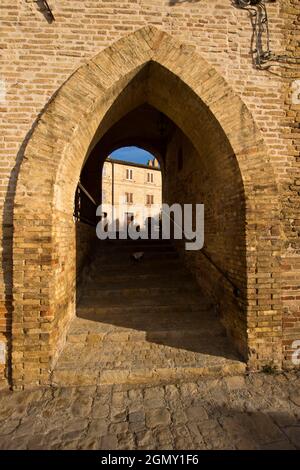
110,146,154,165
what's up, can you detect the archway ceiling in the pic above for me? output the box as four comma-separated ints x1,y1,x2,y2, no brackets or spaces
87,103,174,165
80,60,237,200
80,60,235,190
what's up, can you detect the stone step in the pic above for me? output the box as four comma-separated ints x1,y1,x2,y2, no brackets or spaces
93,243,177,253
84,273,195,288
87,258,183,273
67,312,224,335
77,303,212,312
95,243,176,253
54,334,243,367
51,361,246,387
87,267,190,278
75,316,214,332
99,239,173,246
79,291,204,308
90,252,180,267
66,327,225,342
81,284,199,296
76,304,213,320
87,265,189,280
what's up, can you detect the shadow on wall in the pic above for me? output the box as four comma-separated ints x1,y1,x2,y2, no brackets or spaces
75,221,99,308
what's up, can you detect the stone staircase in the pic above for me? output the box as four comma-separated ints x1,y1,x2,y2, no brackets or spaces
52,239,246,386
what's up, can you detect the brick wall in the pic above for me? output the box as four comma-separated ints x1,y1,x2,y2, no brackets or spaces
0,1,299,387
165,126,248,359
280,0,300,367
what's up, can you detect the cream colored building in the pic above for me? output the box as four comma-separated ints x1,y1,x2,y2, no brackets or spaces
102,157,162,233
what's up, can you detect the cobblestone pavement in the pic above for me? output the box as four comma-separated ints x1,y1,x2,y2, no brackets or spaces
0,372,300,450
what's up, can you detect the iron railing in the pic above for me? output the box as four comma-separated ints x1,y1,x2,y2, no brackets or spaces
200,248,241,298
74,182,97,226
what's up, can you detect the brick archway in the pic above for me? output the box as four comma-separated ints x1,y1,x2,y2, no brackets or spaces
13,26,282,389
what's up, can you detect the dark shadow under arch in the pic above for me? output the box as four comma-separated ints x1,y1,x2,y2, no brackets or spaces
76,65,248,359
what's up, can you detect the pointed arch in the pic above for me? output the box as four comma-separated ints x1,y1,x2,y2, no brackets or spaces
12,26,282,388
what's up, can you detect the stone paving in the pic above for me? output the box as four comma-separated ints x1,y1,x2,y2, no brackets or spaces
0,372,300,450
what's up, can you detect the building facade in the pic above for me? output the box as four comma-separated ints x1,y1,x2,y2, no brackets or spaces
102,158,162,233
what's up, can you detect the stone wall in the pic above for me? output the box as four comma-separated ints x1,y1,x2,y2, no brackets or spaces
0,1,299,387
164,127,247,359
75,221,98,317
76,222,97,281
280,0,300,367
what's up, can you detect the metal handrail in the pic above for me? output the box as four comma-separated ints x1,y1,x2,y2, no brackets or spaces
74,182,97,226
163,209,242,298
77,182,97,206
200,248,241,298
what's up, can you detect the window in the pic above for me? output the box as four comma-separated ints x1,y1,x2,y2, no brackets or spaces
125,192,133,204
126,168,133,180
102,165,107,177
146,195,154,206
147,172,154,183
